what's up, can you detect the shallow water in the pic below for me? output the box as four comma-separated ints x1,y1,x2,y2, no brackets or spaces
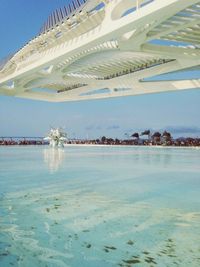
0,146,200,267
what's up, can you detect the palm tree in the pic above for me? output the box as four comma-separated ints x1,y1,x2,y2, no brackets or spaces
152,132,161,145
101,136,106,143
131,132,139,139
162,131,172,144
141,130,151,140
131,132,139,144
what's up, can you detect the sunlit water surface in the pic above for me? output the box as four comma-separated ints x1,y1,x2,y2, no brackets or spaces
0,146,200,267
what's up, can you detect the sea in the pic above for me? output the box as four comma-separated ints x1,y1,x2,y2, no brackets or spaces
0,145,200,267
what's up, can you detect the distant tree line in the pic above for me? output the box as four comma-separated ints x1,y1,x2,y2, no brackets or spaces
1,130,200,147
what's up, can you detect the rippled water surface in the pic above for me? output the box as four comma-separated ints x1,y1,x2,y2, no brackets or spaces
0,146,200,267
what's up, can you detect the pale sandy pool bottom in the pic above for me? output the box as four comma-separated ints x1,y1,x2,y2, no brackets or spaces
0,146,200,267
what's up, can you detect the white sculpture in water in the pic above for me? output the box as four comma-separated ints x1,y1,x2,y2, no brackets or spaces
44,128,67,148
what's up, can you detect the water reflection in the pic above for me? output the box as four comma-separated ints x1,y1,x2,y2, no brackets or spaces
127,148,172,167
43,148,65,172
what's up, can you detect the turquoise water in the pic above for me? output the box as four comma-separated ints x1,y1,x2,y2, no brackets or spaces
0,146,200,267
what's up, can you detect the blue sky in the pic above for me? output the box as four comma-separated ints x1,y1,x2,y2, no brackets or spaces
0,0,200,139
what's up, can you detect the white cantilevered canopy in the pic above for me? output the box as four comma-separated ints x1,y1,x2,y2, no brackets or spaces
0,0,200,102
